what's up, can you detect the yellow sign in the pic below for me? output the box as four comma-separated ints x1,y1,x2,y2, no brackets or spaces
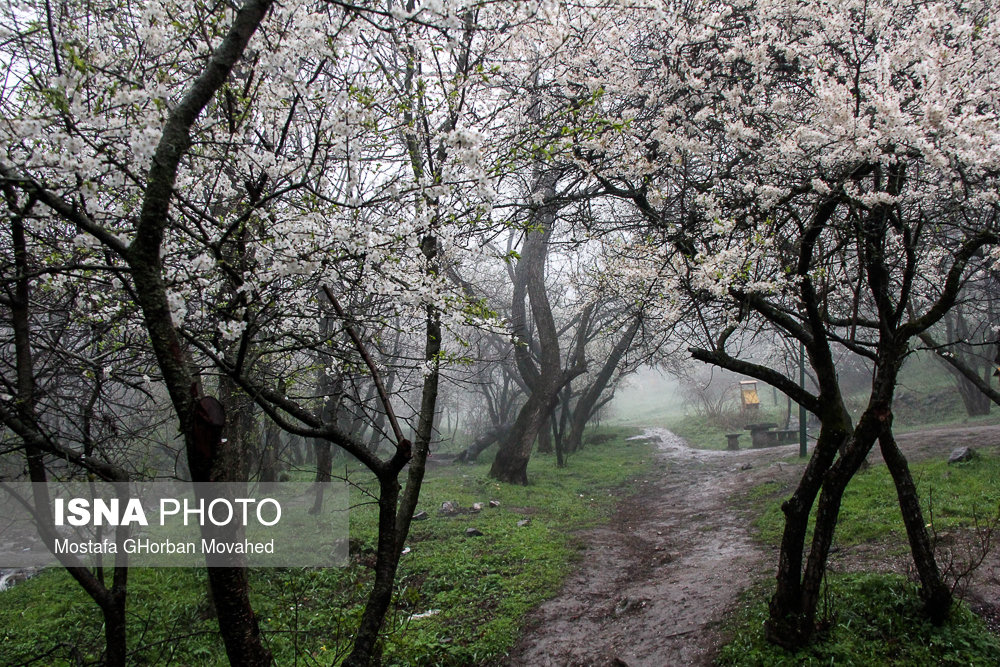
739,380,760,407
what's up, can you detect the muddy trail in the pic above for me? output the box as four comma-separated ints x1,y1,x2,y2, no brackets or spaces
505,429,799,667
505,424,1000,667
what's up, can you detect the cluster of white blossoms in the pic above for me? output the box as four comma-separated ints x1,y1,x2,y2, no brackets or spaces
3,0,998,411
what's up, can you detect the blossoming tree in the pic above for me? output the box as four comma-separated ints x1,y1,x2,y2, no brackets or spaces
556,0,1000,648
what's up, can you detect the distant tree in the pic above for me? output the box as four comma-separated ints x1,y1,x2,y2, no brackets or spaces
920,286,1000,416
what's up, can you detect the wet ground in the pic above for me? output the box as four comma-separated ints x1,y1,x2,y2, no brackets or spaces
506,424,1000,666
505,429,798,666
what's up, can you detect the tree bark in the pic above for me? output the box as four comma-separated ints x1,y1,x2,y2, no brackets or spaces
879,430,952,622
765,405,850,647
490,391,557,484
536,420,553,453
342,478,400,666
490,169,585,483
260,419,280,483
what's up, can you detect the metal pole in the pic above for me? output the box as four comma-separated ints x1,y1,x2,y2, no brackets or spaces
799,341,807,458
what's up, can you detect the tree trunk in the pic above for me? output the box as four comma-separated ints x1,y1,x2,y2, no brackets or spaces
553,411,565,467
490,169,584,482
99,587,128,667
797,426,876,632
455,423,508,463
566,315,641,453
878,430,952,622
765,411,850,648
192,383,273,667
310,363,340,513
218,376,255,482
491,391,556,484
205,567,271,667
934,312,992,416
536,421,553,453
954,370,992,416
310,440,332,515
260,419,280,483
342,479,399,666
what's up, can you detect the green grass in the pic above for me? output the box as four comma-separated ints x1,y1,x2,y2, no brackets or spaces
0,428,653,665
665,409,792,451
723,449,1000,665
717,573,1000,666
663,414,735,450
749,449,1000,548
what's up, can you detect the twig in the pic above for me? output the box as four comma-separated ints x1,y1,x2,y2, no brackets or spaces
321,285,405,447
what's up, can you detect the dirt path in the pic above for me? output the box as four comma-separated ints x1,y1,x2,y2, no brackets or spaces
506,423,1000,666
505,429,801,667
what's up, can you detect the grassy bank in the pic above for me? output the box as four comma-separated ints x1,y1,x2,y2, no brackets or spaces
0,428,652,665
749,447,1000,548
718,572,1000,666
720,447,1000,665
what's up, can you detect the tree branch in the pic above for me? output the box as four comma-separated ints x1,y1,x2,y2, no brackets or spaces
321,285,405,447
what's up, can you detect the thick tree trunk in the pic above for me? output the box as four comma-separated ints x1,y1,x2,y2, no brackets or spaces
205,567,271,666
99,587,128,667
218,376,256,481
765,412,850,647
954,370,992,416
260,419,280,483
310,441,333,515
491,391,556,484
192,382,273,667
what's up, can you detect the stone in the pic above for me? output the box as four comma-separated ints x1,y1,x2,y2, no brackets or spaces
613,596,647,617
948,447,977,464
0,568,36,592
489,500,500,508
465,527,484,537
472,502,484,512
440,501,459,515
412,511,429,521
740,462,753,471
516,518,531,527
